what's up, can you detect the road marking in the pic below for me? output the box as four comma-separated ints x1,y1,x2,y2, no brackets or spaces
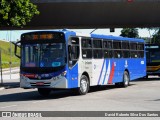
32,100,47,104
0,105,17,109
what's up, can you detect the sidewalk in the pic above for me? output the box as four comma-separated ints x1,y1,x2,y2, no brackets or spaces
1,67,19,71
1,67,19,74
0,67,20,89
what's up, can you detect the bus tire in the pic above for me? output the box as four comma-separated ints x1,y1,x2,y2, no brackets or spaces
115,71,130,88
122,71,130,87
78,75,89,95
146,75,149,79
38,88,51,96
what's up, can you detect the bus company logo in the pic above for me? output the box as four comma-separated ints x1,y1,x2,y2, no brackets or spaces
141,61,144,65
125,60,128,68
85,61,92,65
2,112,12,117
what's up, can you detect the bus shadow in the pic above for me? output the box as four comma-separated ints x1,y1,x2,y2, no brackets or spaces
0,84,136,103
0,89,81,103
89,85,118,93
146,98,160,102
89,84,136,93
134,77,160,82
153,99,160,101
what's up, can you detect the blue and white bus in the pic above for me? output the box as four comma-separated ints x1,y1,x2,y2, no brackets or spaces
14,29,146,96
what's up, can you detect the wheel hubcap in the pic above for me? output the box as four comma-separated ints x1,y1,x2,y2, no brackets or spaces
124,74,129,86
80,79,88,93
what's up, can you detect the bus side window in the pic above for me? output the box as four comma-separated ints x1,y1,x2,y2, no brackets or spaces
113,41,122,58
93,39,103,59
82,38,92,48
104,50,113,58
130,42,138,58
122,42,130,58
82,49,92,59
137,43,144,58
123,51,130,58
130,42,137,50
82,38,92,59
113,41,121,49
113,50,122,58
68,45,72,61
103,40,113,58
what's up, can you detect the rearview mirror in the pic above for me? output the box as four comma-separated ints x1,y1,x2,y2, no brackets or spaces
14,41,21,59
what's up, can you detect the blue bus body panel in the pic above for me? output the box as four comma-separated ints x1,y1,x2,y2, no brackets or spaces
66,64,79,88
99,58,146,85
64,31,79,88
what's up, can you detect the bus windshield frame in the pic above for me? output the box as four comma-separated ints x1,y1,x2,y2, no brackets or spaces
22,42,66,68
20,32,66,73
146,44,160,64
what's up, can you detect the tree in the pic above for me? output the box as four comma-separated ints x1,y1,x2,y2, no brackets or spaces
120,28,139,38
0,0,39,27
138,27,159,43
146,28,159,38
152,28,160,44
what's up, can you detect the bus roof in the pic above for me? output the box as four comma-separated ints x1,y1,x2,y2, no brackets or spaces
90,34,144,43
21,29,144,43
63,29,144,43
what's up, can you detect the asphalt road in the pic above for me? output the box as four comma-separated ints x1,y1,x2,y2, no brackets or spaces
0,77,160,120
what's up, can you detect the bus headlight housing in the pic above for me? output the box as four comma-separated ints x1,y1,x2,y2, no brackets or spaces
20,74,28,81
61,71,67,77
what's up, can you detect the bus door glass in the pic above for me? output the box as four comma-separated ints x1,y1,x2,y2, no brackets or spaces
68,37,79,68
68,37,80,87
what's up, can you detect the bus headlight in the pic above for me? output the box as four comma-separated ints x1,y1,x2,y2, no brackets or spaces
52,71,67,81
61,71,67,77
52,77,57,81
20,74,28,80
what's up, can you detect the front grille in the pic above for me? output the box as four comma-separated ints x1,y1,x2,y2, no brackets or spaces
30,82,51,86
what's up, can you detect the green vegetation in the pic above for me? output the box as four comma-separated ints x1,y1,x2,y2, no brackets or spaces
120,28,139,38
0,0,39,27
152,28,160,44
0,40,20,68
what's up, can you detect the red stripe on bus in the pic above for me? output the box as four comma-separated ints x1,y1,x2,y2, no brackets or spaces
108,63,115,84
23,74,36,78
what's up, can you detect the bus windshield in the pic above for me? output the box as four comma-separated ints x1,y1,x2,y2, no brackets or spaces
146,50,160,63
22,43,66,68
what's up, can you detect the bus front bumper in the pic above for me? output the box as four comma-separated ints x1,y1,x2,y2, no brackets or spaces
20,75,68,89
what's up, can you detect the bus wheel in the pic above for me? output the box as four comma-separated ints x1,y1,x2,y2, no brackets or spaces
38,88,51,96
78,75,89,95
122,71,130,87
146,75,149,79
116,71,130,88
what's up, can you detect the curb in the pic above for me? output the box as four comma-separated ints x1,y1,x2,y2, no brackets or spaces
2,67,20,72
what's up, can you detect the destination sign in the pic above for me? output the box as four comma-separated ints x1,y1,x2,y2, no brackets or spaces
145,46,159,49
21,32,64,41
